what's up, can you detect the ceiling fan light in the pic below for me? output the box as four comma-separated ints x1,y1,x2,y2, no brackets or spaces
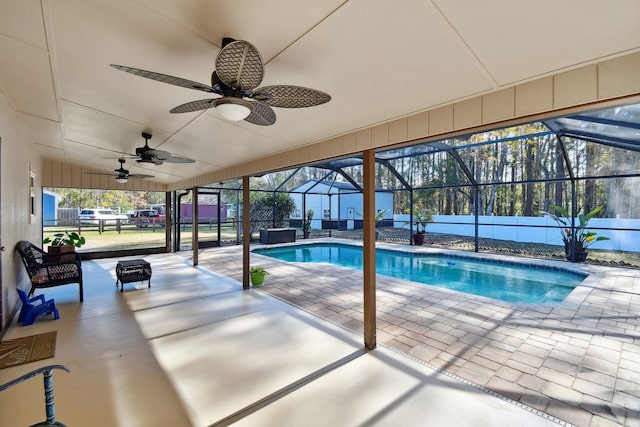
115,177,128,184
137,160,156,169
216,99,251,121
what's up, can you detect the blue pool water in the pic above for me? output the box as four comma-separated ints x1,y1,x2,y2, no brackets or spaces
253,243,586,303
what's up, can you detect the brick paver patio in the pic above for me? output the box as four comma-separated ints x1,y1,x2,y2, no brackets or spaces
195,239,639,427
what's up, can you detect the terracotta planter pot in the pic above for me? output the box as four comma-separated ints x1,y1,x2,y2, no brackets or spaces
413,233,425,246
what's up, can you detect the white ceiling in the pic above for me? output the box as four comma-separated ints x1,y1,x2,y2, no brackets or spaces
1,0,639,185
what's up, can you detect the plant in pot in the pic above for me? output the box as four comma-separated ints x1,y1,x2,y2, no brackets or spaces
249,266,269,286
302,209,314,239
542,205,609,262
412,209,434,246
43,231,86,254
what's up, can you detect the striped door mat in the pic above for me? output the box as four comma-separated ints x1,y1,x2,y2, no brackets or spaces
0,331,57,369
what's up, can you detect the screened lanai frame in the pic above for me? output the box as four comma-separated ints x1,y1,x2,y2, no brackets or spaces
204,102,640,264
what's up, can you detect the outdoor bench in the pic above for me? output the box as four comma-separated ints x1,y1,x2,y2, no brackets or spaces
259,228,296,244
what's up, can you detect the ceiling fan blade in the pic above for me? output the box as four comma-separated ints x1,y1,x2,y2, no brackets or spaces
110,64,217,93
144,146,194,163
137,158,164,166
244,102,276,126
163,155,195,164
103,154,139,160
252,85,331,108
84,172,116,177
215,40,264,91
127,173,155,179
146,149,172,161
170,99,217,114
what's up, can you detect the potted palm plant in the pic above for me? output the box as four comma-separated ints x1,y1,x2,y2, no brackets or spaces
43,231,86,254
302,209,314,239
542,205,610,262
412,209,434,246
249,266,269,286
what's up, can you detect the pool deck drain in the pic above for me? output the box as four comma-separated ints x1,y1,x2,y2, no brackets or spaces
195,238,640,427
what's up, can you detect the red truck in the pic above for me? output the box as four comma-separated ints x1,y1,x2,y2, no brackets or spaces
132,209,166,228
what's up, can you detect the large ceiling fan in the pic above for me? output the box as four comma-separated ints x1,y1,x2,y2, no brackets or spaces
124,132,195,167
86,158,154,184
111,37,331,126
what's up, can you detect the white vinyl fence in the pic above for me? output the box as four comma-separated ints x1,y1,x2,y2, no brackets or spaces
394,214,640,252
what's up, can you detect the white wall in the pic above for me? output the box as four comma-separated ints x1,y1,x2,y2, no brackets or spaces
0,90,44,329
290,182,394,227
394,214,640,252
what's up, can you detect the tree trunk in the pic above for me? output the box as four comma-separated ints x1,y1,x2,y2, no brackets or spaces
486,144,508,215
555,139,565,207
523,141,535,216
584,143,597,214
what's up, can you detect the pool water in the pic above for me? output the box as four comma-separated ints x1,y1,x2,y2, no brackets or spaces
253,243,586,303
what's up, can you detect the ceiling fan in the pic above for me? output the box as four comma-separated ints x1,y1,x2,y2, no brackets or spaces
111,37,331,126
125,132,195,167
86,158,154,184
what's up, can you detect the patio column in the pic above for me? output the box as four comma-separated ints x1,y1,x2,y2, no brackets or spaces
165,191,171,252
363,149,377,350
242,176,250,289
192,187,199,265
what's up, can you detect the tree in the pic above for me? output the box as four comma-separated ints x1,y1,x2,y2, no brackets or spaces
250,191,295,228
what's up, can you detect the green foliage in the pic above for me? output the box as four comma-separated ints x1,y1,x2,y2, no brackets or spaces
43,231,86,247
249,266,268,275
303,209,314,232
542,205,610,250
250,192,296,227
413,209,434,234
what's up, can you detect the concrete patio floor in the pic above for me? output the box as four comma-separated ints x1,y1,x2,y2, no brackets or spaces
0,250,586,426
196,238,640,427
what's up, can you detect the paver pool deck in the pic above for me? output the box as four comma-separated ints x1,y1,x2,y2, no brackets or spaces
196,238,640,427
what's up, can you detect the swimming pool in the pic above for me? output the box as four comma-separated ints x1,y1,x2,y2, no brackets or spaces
253,243,586,303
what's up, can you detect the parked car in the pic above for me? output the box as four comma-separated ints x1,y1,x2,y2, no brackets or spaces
78,208,129,225
133,209,166,228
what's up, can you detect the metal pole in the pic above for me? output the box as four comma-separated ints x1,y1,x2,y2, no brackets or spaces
242,176,250,289
217,193,221,244
570,181,577,261
192,187,199,266
474,186,479,252
328,194,332,237
302,195,307,237
236,190,241,244
409,191,414,245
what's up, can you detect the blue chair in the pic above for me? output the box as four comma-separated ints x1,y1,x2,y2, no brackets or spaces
17,289,59,326
0,365,70,426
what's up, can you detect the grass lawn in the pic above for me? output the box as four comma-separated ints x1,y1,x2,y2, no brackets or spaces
43,223,239,252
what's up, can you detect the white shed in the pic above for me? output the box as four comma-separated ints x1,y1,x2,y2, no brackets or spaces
290,180,393,230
